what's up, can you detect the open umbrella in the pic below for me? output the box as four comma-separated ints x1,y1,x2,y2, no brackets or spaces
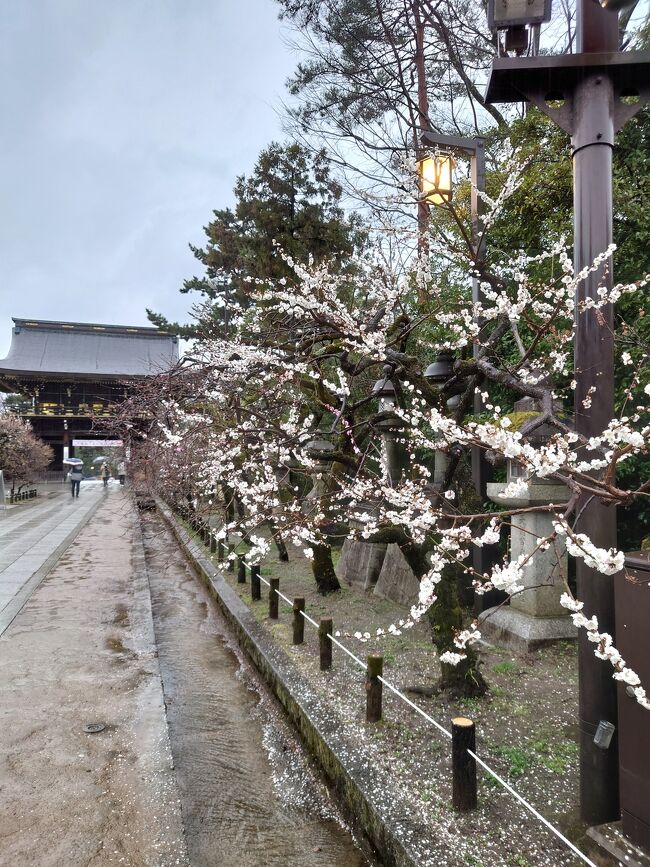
63,457,83,466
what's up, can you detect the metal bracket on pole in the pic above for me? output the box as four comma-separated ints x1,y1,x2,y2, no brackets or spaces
485,51,650,135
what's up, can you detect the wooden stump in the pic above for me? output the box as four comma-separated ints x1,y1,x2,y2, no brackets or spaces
251,565,261,601
319,618,333,670
366,654,383,723
451,717,477,812
292,598,305,645
269,577,279,619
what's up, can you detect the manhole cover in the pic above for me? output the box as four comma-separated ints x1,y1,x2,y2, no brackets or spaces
83,723,106,734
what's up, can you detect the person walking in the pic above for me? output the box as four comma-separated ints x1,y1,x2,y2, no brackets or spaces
69,464,83,498
117,460,126,486
100,462,110,488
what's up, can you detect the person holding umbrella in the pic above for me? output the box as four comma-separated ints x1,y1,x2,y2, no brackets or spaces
100,462,110,488
65,458,83,498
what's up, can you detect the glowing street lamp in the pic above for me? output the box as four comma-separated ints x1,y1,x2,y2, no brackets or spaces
418,153,454,205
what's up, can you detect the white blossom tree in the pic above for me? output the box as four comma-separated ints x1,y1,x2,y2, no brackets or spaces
118,158,649,702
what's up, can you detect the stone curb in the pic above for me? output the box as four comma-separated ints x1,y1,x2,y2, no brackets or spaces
130,506,190,863
157,500,425,867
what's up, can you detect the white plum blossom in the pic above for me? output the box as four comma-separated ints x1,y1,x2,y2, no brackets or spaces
554,523,625,576
115,193,650,710
560,594,650,711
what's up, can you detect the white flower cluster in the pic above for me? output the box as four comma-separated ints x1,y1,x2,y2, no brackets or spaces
560,594,650,711
554,523,625,576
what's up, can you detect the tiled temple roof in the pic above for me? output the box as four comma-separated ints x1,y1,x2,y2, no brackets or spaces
0,318,179,382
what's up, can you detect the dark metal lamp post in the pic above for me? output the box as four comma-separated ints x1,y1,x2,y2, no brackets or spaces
484,0,650,829
423,351,455,387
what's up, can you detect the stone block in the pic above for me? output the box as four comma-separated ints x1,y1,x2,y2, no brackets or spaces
478,605,577,654
373,543,420,608
336,539,387,590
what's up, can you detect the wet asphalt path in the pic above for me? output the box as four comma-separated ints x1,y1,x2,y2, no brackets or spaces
141,511,368,867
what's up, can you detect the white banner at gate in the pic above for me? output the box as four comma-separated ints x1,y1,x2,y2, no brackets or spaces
72,439,123,447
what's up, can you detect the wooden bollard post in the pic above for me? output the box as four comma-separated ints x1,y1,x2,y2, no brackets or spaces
269,577,279,619
210,534,217,554
237,555,246,584
366,654,383,723
227,543,235,572
319,618,333,670
217,540,225,561
292,598,305,645
251,565,261,601
204,526,211,547
451,717,477,812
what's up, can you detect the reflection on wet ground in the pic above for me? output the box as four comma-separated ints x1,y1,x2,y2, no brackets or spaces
141,512,369,867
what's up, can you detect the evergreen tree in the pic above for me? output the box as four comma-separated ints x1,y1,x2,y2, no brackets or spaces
148,141,365,336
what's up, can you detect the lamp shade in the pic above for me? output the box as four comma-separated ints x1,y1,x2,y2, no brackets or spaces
424,352,455,386
372,374,396,399
418,154,453,205
304,434,335,459
487,0,551,28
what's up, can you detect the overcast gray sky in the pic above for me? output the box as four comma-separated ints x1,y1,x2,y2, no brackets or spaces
0,0,297,357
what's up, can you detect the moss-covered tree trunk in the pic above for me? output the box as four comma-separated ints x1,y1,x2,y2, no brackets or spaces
310,543,341,595
427,569,487,698
368,528,487,698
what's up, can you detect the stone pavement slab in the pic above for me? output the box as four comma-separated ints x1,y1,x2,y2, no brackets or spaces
0,483,106,636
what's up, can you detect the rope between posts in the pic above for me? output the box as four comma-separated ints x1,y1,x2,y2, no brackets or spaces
325,631,367,668
209,535,596,867
276,588,294,607
300,609,319,628
467,750,597,867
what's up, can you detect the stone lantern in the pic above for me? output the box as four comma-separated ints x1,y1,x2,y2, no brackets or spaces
302,431,336,513
425,353,461,488
480,395,577,652
372,366,406,487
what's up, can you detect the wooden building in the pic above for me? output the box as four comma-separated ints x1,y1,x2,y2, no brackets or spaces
0,318,179,469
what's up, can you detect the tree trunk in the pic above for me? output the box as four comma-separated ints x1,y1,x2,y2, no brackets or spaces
222,483,236,524
265,518,289,561
274,533,289,562
311,543,341,595
428,569,487,698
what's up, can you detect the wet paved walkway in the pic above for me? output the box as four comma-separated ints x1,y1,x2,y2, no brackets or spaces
0,482,103,635
0,490,187,866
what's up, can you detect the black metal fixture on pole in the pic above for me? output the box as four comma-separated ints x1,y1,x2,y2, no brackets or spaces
484,0,650,827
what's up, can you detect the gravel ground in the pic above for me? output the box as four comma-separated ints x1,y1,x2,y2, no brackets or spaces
197,523,589,867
